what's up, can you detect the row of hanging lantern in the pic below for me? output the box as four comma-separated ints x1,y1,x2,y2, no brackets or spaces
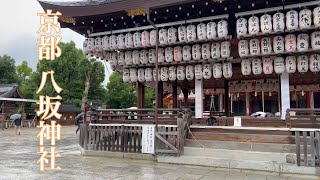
106,42,231,66
83,19,229,54
236,7,320,37
238,32,320,57
122,62,233,83
241,54,320,75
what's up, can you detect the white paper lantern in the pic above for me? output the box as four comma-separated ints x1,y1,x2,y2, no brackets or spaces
177,66,185,80
236,18,248,37
273,36,285,54
187,24,197,42
263,57,273,74
223,62,232,78
125,33,134,48
125,51,133,65
203,64,212,79
211,43,221,59
110,35,117,50
94,37,102,52
252,58,262,75
148,49,156,64
133,32,142,47
273,12,285,32
168,27,177,44
197,23,207,40
110,52,118,66
123,69,130,82
183,46,192,61
286,10,299,31
117,34,125,49
221,41,230,58
161,67,169,81
248,16,260,35
159,29,168,45
238,40,249,57
173,46,182,62
250,39,260,55
118,52,125,66
260,14,272,34
310,54,320,72
299,9,312,29
261,37,272,55
145,68,153,82
286,56,296,73
297,33,309,52
150,30,157,46
217,20,228,38
83,39,89,54
202,44,210,59
285,34,297,52
103,51,111,61
140,50,148,64
158,48,165,63
169,66,177,81
297,55,309,73
192,44,201,60
130,68,137,82
314,7,320,28
138,68,145,82
102,36,110,51
311,31,320,50
207,22,217,39
274,57,285,74
165,47,174,62
195,64,203,80
141,30,150,47
213,63,222,79
178,26,187,42
153,68,161,81
87,38,95,52
241,59,251,75
132,50,140,65
186,65,194,80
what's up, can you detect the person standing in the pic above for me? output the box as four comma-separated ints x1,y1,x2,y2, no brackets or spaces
75,112,84,134
14,116,22,135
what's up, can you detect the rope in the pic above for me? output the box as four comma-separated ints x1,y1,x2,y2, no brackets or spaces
187,124,205,149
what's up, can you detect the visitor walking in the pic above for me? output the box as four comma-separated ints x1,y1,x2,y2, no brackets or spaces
75,112,84,134
10,114,22,135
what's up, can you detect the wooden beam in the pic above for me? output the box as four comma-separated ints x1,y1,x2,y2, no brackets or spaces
224,79,229,116
157,81,163,108
137,82,145,109
182,88,189,108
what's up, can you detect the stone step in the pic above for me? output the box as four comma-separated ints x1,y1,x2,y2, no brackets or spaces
185,139,297,153
157,155,320,176
183,147,295,164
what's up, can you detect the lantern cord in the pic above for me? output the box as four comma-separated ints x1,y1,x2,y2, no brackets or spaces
209,94,216,112
188,126,205,148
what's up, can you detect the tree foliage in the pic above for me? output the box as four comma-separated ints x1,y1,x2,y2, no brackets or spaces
0,55,17,84
16,60,32,82
105,72,155,109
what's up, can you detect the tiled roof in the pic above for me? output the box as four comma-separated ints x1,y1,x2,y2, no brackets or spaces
0,84,23,98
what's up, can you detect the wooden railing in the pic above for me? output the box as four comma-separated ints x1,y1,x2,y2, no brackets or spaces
79,109,192,156
286,108,320,128
295,129,320,167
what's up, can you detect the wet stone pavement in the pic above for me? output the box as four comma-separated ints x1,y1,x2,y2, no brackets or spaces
0,126,317,180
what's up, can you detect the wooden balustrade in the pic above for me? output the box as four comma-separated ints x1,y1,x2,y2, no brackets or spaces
295,130,320,167
286,108,320,128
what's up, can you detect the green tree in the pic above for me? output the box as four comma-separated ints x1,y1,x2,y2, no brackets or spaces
16,60,32,82
33,41,106,107
0,55,17,84
105,72,155,109
105,72,136,108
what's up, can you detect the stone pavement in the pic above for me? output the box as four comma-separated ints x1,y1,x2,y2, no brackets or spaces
0,126,318,180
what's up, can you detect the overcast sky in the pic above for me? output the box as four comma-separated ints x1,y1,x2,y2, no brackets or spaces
0,0,111,84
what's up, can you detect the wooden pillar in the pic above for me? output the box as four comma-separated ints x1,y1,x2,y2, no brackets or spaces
182,88,189,108
137,82,145,109
219,93,224,112
246,92,250,116
224,79,230,116
172,81,178,109
280,72,290,120
157,81,163,108
310,91,315,108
